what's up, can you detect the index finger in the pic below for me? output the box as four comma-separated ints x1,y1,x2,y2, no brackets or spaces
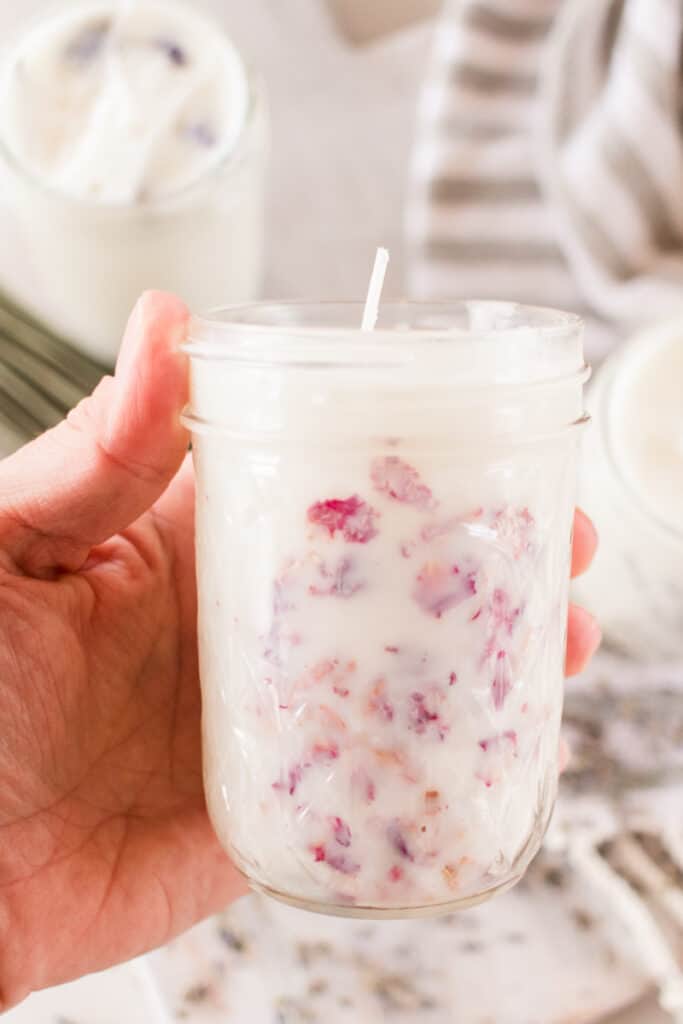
571,508,598,579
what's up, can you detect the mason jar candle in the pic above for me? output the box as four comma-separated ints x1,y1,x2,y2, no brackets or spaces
184,301,588,918
574,317,683,661
0,0,267,364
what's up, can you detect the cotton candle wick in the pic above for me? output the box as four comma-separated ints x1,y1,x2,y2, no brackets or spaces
361,247,390,331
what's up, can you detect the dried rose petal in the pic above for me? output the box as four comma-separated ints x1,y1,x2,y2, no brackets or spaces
311,741,340,762
407,692,441,735
372,748,419,783
479,729,518,754
367,678,394,722
424,790,442,815
371,456,436,510
413,562,477,620
312,843,360,874
494,506,535,558
309,557,365,598
318,705,347,732
442,864,460,890
490,588,522,637
325,852,361,875
387,820,414,861
273,763,304,796
331,817,352,847
308,496,379,543
492,651,513,710
421,516,460,542
311,659,338,682
352,768,376,804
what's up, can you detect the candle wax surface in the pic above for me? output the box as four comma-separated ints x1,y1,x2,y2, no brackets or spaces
0,0,248,204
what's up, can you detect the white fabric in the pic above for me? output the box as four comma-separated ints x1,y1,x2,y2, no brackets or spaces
408,0,683,358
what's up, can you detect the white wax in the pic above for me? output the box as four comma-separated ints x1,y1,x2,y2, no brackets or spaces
0,0,266,363
0,0,248,203
189,306,584,913
608,319,683,530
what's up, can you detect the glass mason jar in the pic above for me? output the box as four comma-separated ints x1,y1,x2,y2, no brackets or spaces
184,301,587,918
0,31,268,365
573,321,683,661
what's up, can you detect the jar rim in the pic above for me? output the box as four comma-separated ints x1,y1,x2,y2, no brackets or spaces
189,300,581,344
185,302,588,440
185,301,584,379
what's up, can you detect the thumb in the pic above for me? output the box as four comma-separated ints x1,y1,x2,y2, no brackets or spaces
0,291,190,578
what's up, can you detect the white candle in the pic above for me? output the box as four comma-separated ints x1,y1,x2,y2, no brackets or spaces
0,0,267,362
185,300,586,917
575,316,683,660
608,321,683,528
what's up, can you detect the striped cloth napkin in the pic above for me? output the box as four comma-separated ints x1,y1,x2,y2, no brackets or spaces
0,290,108,457
407,0,683,356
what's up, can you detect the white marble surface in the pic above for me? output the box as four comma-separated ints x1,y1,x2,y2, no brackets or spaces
0,889,670,1023
0,881,665,1024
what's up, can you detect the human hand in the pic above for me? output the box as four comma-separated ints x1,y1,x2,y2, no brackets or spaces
0,293,246,1011
0,291,600,1009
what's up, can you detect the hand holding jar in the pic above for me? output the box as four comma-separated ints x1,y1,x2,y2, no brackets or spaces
0,293,600,1009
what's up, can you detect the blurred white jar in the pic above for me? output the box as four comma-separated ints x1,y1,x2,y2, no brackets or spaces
0,0,267,364
574,317,683,661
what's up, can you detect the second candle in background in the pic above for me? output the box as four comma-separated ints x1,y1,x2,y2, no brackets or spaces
0,0,268,363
